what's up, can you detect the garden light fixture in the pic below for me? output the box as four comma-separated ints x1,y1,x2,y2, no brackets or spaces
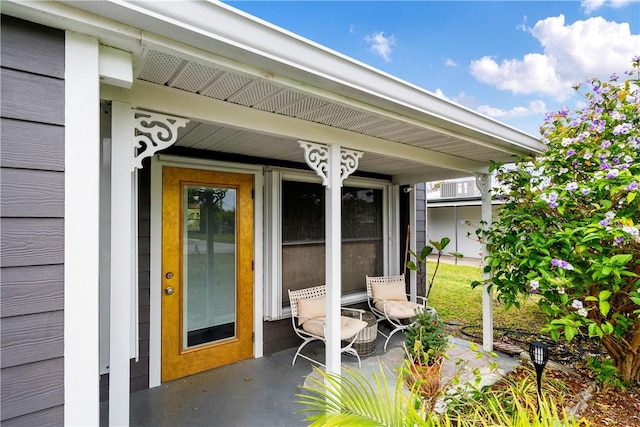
529,341,549,416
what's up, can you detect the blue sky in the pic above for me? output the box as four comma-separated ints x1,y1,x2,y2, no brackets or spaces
225,0,639,137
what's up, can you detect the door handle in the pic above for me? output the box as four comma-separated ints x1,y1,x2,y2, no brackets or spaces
165,286,174,295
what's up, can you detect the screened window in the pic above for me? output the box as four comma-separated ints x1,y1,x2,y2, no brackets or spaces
281,180,384,305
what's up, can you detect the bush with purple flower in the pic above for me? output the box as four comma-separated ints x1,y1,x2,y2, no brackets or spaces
472,57,640,382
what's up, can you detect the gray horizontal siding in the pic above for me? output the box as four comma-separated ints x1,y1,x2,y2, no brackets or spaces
1,311,64,368
0,265,64,317
0,68,64,125
1,15,65,427
1,168,64,217
0,15,64,78
0,218,64,267
0,406,64,427
0,118,64,171
0,358,64,421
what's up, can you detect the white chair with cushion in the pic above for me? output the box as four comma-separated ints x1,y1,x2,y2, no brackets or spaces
366,274,436,351
288,285,368,367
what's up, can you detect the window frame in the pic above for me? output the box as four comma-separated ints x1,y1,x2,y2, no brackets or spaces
263,167,393,320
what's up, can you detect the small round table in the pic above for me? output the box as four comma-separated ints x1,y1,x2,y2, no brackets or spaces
342,310,377,357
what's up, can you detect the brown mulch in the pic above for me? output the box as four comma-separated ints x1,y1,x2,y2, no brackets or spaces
492,364,640,426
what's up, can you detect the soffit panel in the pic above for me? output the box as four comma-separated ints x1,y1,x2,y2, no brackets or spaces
135,49,517,174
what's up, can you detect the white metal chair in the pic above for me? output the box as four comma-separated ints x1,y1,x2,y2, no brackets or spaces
366,274,436,351
288,285,368,367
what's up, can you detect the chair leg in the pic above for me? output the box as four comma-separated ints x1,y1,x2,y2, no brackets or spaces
292,338,316,366
383,326,406,351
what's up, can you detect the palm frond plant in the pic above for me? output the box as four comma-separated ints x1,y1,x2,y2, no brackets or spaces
296,361,591,426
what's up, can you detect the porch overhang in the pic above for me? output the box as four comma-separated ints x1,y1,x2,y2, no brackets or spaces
4,0,544,186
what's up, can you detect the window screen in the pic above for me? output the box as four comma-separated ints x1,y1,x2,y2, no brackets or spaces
281,180,383,305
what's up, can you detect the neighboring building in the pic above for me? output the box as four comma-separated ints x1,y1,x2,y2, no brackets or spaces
426,177,500,260
0,2,544,425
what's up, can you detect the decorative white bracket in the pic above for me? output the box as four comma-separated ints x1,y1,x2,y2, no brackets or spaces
133,110,189,170
299,141,363,188
475,173,488,194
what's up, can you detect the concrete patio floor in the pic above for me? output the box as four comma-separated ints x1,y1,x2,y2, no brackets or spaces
103,324,520,427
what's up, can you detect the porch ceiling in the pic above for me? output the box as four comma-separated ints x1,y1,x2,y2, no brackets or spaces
135,49,519,181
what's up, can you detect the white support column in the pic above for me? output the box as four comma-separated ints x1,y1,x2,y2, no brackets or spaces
64,31,100,427
325,144,342,375
408,186,417,301
476,173,493,351
299,141,363,376
110,102,134,426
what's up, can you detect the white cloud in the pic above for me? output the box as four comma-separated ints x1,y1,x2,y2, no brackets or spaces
477,100,547,119
444,58,458,67
581,0,633,13
365,31,396,62
470,15,640,101
433,88,476,107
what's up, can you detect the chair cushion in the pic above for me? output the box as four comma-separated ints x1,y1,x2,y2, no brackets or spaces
371,279,408,302
297,296,326,324
301,316,367,340
375,300,424,319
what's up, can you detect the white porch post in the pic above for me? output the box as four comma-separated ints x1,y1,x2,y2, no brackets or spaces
299,141,363,375
476,173,493,351
325,144,342,374
110,102,134,426
64,31,100,426
408,186,417,301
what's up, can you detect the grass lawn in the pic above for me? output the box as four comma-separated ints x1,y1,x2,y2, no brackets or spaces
425,261,548,336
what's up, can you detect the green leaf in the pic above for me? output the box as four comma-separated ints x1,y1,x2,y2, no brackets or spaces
585,296,597,301
419,246,433,259
599,290,612,301
600,300,611,317
449,251,464,259
602,322,614,335
628,192,636,203
630,297,640,306
588,322,603,338
565,325,577,342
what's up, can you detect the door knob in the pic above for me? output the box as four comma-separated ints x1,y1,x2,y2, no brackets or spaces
165,286,174,295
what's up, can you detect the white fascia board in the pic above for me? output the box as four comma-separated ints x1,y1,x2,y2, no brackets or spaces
99,45,133,88
9,0,544,157
101,81,488,175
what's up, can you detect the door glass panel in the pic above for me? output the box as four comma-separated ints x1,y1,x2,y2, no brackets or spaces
183,185,237,348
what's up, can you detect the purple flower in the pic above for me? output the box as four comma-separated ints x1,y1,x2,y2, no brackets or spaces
529,280,540,294
549,201,558,209
613,123,631,135
566,182,578,191
600,219,611,227
606,169,619,179
615,236,625,244
600,140,612,149
627,182,638,191
572,299,583,309
581,188,591,195
566,149,575,158
551,258,574,270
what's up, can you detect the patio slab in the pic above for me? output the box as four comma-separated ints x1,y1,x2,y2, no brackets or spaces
110,329,518,426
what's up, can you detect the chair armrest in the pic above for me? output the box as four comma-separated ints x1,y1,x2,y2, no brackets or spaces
415,295,428,305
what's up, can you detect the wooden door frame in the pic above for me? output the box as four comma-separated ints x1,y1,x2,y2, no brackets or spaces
149,155,264,387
